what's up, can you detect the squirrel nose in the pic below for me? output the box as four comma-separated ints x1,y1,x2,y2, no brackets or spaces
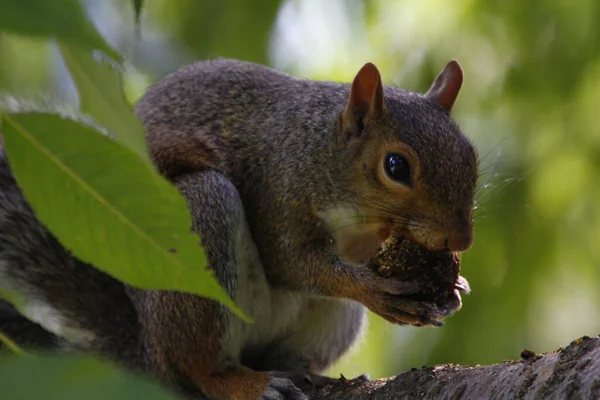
445,227,473,252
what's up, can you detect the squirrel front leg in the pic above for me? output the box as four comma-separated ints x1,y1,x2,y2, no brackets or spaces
130,171,307,400
269,238,448,327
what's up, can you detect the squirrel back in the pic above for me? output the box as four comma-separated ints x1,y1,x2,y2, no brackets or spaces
136,58,477,263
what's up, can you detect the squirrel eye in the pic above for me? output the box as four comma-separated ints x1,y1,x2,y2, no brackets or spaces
384,153,411,185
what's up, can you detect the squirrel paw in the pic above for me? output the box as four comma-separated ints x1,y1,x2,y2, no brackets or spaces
352,273,439,325
357,279,447,326
379,295,447,326
260,377,308,400
353,268,466,326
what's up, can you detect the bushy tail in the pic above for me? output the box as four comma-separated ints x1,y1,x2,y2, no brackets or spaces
0,300,61,351
0,148,142,366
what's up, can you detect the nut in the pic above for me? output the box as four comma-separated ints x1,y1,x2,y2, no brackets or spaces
369,234,462,304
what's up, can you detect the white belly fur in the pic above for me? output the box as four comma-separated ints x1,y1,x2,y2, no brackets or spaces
221,212,307,361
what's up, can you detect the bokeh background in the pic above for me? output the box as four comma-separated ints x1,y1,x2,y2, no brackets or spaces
1,0,599,380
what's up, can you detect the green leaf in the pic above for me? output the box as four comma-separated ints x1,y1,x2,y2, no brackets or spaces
0,0,120,60
59,45,150,164
0,355,178,399
0,112,245,319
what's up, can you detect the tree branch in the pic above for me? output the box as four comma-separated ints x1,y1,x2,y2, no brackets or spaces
310,335,600,399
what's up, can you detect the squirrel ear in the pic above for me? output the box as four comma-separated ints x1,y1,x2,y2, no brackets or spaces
342,62,385,138
425,60,463,113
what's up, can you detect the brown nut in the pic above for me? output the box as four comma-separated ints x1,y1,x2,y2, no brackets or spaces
369,234,463,304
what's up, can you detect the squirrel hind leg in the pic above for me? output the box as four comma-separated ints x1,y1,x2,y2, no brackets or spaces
139,171,307,400
178,366,308,400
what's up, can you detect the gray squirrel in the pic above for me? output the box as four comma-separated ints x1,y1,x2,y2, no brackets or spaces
0,59,477,400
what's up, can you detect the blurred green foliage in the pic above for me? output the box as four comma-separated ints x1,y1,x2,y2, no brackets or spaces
0,0,598,385
0,355,177,399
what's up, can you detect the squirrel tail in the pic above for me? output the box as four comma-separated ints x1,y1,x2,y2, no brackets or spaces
0,300,62,351
0,149,142,365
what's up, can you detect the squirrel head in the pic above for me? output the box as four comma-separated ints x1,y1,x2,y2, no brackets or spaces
322,61,477,264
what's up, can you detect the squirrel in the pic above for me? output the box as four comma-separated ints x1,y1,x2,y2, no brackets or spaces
0,58,477,400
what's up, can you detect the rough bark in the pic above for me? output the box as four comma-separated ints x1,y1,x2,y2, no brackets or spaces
309,335,600,400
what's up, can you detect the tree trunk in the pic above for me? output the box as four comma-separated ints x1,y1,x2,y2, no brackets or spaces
310,335,600,399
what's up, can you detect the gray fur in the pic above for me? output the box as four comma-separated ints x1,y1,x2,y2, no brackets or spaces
0,58,476,399
137,58,476,292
